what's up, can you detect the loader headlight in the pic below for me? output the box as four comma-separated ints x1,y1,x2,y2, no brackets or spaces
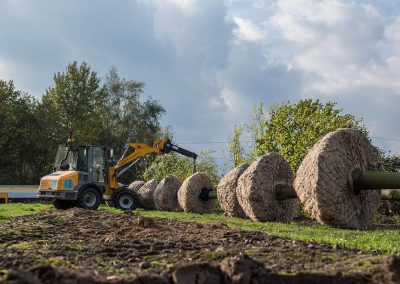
51,181,57,190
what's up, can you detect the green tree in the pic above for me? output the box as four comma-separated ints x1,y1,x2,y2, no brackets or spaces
228,126,245,167
102,67,165,156
143,150,219,185
41,61,107,144
0,80,46,183
381,153,400,172
229,99,365,171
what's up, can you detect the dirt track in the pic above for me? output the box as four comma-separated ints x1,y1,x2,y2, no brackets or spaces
0,208,399,283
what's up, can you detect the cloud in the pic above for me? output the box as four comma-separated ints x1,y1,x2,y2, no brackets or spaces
233,16,265,42
269,0,398,96
1,0,400,166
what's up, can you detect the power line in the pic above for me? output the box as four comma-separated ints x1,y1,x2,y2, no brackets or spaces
371,136,400,143
177,140,253,145
177,136,400,145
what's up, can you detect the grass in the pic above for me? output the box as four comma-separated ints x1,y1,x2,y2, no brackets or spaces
103,207,400,255
0,203,51,222
1,203,399,254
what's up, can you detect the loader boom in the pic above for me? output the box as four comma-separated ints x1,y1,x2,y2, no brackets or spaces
104,139,197,195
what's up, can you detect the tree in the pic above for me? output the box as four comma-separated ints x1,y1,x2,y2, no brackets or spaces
381,152,400,172
143,150,219,185
102,66,165,155
0,80,45,183
101,67,166,183
41,61,107,144
229,99,366,171
228,126,245,167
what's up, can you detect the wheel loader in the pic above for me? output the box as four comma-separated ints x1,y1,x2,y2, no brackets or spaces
38,139,197,211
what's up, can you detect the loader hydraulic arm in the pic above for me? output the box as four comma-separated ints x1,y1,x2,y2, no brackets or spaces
106,139,197,193
160,141,198,160
160,140,198,172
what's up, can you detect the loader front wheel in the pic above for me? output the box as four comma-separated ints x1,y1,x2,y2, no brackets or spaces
77,187,101,210
113,188,139,211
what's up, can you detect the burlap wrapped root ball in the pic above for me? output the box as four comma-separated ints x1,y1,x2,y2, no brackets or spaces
294,128,382,230
128,180,145,194
154,175,182,211
178,172,214,213
237,152,297,223
217,163,249,218
137,179,157,210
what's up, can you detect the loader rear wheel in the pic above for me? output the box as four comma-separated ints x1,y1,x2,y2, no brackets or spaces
113,188,139,211
76,187,101,210
53,200,75,210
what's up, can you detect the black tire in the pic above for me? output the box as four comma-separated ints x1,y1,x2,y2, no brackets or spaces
76,187,101,210
112,188,139,211
53,199,75,210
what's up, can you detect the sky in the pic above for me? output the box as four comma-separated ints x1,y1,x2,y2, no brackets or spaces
1,0,400,171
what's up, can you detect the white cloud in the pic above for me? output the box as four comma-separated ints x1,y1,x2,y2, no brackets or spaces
270,0,389,95
233,16,264,42
153,0,196,12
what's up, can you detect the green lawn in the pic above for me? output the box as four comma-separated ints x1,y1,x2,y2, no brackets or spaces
0,203,51,222
1,203,399,254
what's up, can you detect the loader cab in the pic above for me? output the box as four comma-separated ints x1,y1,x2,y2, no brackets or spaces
54,145,111,184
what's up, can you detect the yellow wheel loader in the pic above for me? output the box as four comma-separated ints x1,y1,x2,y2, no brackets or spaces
38,139,197,211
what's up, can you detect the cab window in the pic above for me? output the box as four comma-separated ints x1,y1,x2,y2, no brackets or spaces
92,147,105,182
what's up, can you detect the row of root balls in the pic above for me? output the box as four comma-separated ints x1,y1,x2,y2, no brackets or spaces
126,129,386,230
127,172,214,214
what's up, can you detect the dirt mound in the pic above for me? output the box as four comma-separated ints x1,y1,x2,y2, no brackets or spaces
171,254,392,284
2,265,98,284
2,264,167,284
219,254,266,283
5,254,399,284
0,209,396,283
370,255,400,284
171,262,221,284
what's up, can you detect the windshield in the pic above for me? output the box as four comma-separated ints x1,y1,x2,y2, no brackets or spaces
54,145,88,171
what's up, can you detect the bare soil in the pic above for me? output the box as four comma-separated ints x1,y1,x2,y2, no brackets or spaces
0,208,399,283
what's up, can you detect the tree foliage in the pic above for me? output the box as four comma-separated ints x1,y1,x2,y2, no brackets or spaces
229,99,366,171
143,151,219,185
381,153,400,172
42,61,107,144
102,66,165,157
228,126,245,167
0,80,48,183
